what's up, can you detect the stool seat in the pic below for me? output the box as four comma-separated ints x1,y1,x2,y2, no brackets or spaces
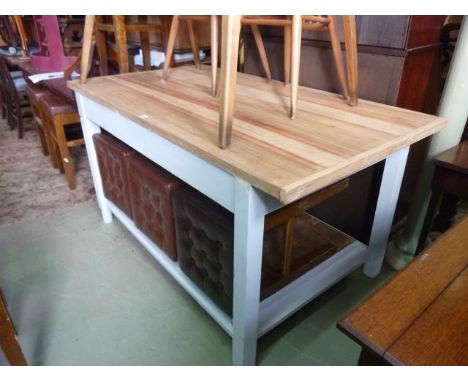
26,84,52,102
40,94,77,115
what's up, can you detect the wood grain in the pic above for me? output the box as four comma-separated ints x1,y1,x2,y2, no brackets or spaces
0,290,27,365
386,266,468,365
68,66,445,204
338,214,468,360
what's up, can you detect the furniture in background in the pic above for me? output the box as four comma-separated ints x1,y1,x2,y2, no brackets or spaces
163,16,218,96
68,64,444,365
39,94,83,189
0,289,27,366
338,214,468,366
26,84,54,157
79,15,166,83
243,15,447,245
218,15,357,148
0,55,31,138
30,16,78,72
11,16,28,58
417,140,468,252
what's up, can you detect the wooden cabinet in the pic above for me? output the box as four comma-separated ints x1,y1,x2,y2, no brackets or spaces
243,16,446,242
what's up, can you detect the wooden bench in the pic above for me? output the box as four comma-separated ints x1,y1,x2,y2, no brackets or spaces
337,214,468,366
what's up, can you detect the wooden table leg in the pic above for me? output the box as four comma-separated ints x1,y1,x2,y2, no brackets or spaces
0,291,27,366
219,15,241,148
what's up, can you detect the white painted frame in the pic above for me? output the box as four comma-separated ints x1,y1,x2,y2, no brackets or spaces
75,92,409,366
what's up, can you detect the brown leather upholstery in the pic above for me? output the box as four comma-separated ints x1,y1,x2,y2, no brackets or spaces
173,186,235,313
26,84,51,102
93,133,134,217
39,93,77,115
173,185,347,314
127,154,181,261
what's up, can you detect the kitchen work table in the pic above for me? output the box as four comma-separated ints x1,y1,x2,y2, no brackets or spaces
68,66,445,365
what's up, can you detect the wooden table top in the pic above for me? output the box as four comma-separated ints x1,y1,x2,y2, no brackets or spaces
68,66,445,203
338,214,468,365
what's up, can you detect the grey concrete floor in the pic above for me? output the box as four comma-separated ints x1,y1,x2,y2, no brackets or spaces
0,202,394,365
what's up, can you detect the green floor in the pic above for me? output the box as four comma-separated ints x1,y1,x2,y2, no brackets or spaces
0,202,395,365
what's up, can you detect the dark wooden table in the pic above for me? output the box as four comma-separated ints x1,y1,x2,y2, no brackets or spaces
338,214,468,366
418,140,468,252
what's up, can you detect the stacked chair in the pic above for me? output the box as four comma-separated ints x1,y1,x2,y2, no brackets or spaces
0,55,32,138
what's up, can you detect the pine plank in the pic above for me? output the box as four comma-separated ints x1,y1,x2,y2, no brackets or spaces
68,66,445,203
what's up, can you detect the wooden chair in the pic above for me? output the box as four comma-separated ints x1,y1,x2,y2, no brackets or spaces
11,16,28,58
0,55,32,139
80,15,165,83
39,94,84,189
162,16,219,96
0,289,27,366
218,15,358,148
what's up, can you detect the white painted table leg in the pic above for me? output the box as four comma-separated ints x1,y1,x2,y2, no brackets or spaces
75,93,113,223
364,146,409,277
232,178,267,365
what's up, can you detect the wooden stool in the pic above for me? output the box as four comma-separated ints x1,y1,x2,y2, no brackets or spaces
80,15,166,83
173,178,350,314
39,94,84,189
26,84,54,157
162,16,219,96
218,15,358,148
417,140,468,252
0,289,27,366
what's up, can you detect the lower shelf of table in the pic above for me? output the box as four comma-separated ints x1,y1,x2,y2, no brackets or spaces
106,199,368,338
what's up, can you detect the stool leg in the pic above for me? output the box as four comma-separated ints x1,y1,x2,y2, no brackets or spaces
112,15,129,74
284,22,291,85
40,108,59,168
31,102,49,156
250,24,272,82
186,19,201,69
210,15,218,96
343,15,358,106
0,292,27,366
138,15,152,71
219,15,241,148
289,15,302,120
80,15,95,84
94,16,109,76
162,16,180,81
53,116,76,189
35,120,49,156
328,16,350,102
